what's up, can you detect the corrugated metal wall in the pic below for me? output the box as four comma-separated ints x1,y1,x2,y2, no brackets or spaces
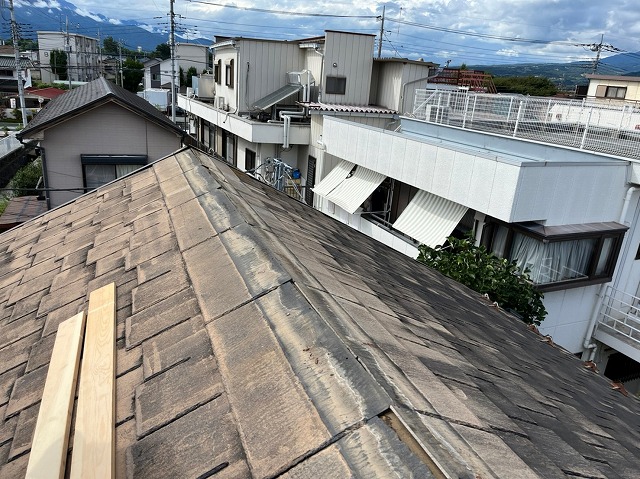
322,32,374,105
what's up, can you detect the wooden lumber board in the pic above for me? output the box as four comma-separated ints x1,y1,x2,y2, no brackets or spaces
70,283,116,479
25,312,87,479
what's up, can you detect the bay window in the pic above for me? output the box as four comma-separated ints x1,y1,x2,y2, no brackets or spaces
482,221,627,291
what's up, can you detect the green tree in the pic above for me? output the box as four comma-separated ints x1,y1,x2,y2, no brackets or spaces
186,66,197,87
493,76,558,96
103,36,120,56
9,159,42,197
50,49,67,80
154,43,171,60
417,235,546,325
122,58,144,92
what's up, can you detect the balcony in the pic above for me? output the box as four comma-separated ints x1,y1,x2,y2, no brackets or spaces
594,286,640,363
412,90,640,161
177,94,310,145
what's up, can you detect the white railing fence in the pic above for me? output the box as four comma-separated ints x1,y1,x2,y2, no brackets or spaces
596,286,640,346
412,90,640,160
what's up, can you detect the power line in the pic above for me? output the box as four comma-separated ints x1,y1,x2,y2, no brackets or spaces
186,0,378,18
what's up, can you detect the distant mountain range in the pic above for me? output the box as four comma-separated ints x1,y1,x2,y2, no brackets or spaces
6,0,640,89
8,0,209,52
473,53,640,90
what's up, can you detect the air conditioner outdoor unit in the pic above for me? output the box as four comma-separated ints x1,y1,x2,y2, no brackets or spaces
217,96,226,110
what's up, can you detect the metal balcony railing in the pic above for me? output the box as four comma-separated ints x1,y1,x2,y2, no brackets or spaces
595,286,640,347
411,90,640,160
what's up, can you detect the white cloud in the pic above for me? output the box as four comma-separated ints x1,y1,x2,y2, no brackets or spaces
496,49,520,57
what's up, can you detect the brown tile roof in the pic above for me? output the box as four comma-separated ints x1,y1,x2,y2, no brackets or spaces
0,197,47,231
0,148,639,478
16,77,183,141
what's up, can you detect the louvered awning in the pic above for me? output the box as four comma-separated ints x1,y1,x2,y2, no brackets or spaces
312,160,386,214
253,84,303,111
392,190,468,247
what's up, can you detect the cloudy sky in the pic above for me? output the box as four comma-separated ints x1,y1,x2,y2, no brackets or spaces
26,0,640,68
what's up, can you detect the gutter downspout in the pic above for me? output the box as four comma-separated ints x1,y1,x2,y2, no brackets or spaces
582,186,638,359
18,136,50,210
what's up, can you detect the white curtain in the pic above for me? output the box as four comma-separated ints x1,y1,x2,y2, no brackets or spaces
116,164,140,178
85,165,115,190
511,233,597,284
490,225,509,257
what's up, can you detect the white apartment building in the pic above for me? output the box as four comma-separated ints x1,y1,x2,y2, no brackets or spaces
179,31,640,394
143,43,211,91
37,31,100,84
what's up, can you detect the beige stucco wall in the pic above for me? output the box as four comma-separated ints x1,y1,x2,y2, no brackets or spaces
40,102,182,207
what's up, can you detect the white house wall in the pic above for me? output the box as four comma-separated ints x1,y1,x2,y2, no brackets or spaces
587,78,640,101
539,286,601,353
322,32,374,105
512,163,627,225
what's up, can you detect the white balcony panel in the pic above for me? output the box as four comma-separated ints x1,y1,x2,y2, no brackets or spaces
178,95,309,145
392,190,468,248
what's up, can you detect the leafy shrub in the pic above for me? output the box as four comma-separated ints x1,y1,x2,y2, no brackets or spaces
417,235,546,325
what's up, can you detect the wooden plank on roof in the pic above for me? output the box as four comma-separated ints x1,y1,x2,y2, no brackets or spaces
25,311,86,479
70,283,116,479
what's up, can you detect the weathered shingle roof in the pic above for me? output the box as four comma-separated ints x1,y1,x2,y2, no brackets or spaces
17,77,183,140
0,148,639,478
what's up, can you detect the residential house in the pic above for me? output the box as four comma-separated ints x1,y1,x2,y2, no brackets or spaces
37,31,100,84
180,31,640,393
178,31,437,203
0,51,32,94
0,147,638,478
16,77,184,209
141,43,210,92
586,74,640,103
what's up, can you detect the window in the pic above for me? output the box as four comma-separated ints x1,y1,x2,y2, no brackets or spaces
214,59,221,84
325,76,346,95
81,155,147,191
482,220,627,291
605,86,627,99
245,148,256,172
305,156,316,206
225,59,234,88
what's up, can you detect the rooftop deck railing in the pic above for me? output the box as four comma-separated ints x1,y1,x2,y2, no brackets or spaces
411,90,640,160
596,286,640,348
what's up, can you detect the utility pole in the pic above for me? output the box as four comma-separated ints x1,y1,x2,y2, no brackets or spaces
169,0,177,122
66,16,72,90
118,40,123,87
575,35,622,74
377,5,385,59
8,0,28,127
